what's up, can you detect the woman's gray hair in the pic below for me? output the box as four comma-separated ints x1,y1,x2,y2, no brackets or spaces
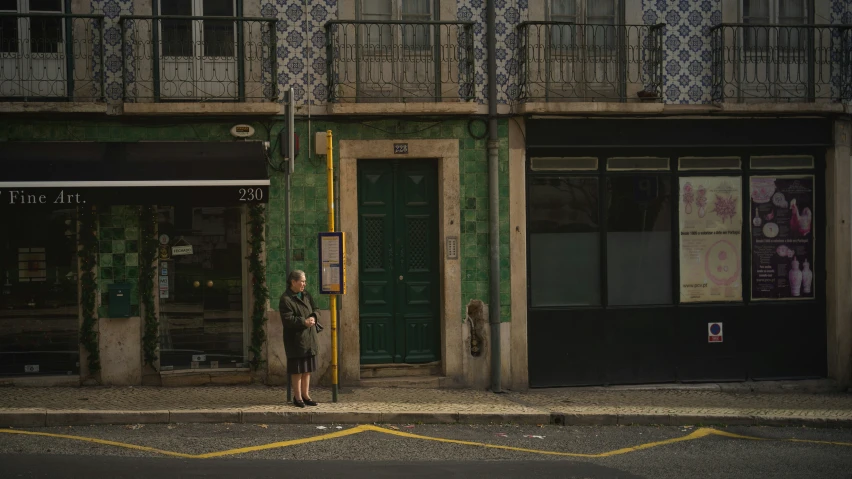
287,270,306,285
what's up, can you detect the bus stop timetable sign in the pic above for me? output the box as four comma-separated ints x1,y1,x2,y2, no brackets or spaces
318,232,346,295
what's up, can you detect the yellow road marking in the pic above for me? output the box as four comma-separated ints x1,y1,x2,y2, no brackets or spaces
0,424,849,460
0,429,196,458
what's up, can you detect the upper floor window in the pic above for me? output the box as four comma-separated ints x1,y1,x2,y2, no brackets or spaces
548,0,620,48
743,0,810,49
359,0,434,49
1,0,64,54
159,0,237,57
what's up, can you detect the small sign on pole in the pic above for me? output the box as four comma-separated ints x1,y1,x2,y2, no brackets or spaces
708,322,723,343
318,232,346,295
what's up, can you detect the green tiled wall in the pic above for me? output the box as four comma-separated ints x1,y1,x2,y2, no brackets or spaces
1,117,512,322
97,206,140,318
264,119,512,322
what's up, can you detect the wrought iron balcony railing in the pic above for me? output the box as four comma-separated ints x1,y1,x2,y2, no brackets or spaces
517,22,664,103
325,20,475,103
711,24,852,103
119,15,278,102
0,13,105,101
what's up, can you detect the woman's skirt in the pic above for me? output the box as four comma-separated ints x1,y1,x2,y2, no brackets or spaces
287,355,317,374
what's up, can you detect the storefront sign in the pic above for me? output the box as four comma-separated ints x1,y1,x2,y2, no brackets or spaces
0,185,269,208
678,177,743,303
750,176,815,300
159,276,169,289
708,322,723,342
318,232,346,295
172,245,194,256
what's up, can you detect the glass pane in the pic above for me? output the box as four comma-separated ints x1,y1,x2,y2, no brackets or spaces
401,0,430,15
587,0,616,21
606,176,672,306
29,16,62,54
161,0,192,15
158,206,245,370
743,0,770,49
551,0,576,16
0,0,17,11
0,16,18,53
779,0,806,20
203,19,234,56
0,209,79,377
203,0,234,16
29,0,63,12
162,18,193,56
529,177,601,307
362,0,392,17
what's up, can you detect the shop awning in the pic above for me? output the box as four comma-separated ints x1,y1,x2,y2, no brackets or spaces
0,142,270,208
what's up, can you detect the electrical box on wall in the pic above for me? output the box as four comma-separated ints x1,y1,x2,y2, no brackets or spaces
315,131,328,155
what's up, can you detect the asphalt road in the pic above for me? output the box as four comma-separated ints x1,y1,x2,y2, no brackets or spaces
1,423,850,478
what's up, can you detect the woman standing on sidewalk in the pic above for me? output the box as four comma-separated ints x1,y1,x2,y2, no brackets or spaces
279,270,321,408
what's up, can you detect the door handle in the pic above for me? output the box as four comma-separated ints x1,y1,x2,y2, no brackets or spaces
206,280,214,288
399,275,403,281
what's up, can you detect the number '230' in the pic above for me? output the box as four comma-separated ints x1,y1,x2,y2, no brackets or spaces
239,188,264,201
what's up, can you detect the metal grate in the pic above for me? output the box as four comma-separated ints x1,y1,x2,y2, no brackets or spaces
678,156,741,170
408,217,428,270
530,157,598,171
363,217,384,270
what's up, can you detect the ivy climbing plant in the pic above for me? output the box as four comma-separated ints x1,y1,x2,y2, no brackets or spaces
248,204,269,370
78,205,100,374
139,206,159,368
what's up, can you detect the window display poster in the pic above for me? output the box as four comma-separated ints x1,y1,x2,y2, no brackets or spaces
679,177,743,302
750,176,815,300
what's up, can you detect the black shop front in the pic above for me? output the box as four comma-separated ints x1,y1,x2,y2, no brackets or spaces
0,142,269,377
525,118,828,387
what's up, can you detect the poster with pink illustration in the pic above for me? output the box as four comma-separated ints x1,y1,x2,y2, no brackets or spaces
750,176,815,300
678,177,743,303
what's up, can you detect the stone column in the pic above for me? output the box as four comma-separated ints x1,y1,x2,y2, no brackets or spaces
826,118,852,390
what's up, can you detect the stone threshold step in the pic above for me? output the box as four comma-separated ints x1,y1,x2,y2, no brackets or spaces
360,361,441,379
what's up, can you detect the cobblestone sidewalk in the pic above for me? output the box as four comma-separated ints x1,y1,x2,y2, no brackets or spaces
1,384,850,428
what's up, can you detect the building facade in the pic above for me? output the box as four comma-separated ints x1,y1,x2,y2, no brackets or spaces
0,0,849,389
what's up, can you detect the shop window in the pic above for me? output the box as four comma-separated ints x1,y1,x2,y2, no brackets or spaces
606,176,673,306
678,157,742,170
530,157,599,171
750,155,814,169
528,177,600,307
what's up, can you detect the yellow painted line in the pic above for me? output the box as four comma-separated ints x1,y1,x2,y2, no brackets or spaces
196,426,369,458
0,424,849,460
0,428,196,458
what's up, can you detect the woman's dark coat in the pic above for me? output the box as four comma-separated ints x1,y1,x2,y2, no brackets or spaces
279,288,321,359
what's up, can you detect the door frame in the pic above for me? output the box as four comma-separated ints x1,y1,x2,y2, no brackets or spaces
339,139,462,384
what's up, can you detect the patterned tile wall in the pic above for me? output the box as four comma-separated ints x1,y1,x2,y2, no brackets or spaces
91,0,134,103
642,0,721,104
261,0,337,104
97,206,140,318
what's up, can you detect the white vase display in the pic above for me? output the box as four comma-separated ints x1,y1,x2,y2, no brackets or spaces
789,257,803,297
802,259,813,294
752,208,762,227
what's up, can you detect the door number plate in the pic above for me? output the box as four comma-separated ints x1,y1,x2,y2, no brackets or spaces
24,365,39,373
192,354,206,362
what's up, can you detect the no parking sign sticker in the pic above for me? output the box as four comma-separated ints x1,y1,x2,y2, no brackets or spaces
708,322,723,343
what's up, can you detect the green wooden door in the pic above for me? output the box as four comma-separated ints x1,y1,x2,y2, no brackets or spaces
358,159,440,364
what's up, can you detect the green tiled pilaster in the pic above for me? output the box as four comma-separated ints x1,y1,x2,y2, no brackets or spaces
97,206,140,318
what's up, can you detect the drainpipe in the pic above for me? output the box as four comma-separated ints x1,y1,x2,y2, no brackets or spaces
486,0,502,393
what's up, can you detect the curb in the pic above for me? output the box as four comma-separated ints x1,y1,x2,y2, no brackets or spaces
1,410,850,428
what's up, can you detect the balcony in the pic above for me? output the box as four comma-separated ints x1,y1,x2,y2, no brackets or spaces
325,21,475,103
0,13,105,102
517,22,664,103
119,15,278,102
711,24,852,103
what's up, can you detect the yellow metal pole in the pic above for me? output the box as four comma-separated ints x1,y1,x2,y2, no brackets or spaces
326,130,339,403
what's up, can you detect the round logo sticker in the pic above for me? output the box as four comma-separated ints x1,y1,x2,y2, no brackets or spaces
159,234,170,245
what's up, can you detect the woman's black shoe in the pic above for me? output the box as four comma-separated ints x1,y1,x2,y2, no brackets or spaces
293,399,306,408
303,398,318,406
